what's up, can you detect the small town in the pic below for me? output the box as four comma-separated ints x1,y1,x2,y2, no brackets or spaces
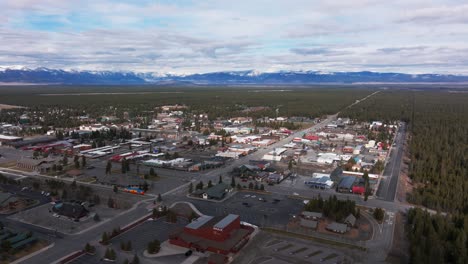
0,100,406,264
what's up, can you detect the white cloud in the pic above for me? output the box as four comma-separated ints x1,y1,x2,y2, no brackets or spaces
0,0,468,74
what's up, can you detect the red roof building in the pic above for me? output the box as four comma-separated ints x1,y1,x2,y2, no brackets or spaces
169,214,253,258
352,185,365,195
304,134,319,141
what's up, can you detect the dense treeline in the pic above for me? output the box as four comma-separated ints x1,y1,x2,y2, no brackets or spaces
341,89,468,264
0,87,372,127
407,208,467,264
341,90,468,213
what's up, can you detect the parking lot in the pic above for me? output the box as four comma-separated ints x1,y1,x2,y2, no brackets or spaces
69,217,189,264
233,231,361,264
190,191,304,228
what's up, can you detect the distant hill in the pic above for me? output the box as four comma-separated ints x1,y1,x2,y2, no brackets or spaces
1,67,468,85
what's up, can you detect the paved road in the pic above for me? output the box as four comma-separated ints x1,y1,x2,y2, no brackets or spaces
376,123,406,201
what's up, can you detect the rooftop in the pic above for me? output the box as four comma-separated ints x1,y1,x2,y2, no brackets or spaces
186,215,214,230
214,214,238,230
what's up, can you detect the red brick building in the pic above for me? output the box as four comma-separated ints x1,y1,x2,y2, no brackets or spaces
169,214,253,257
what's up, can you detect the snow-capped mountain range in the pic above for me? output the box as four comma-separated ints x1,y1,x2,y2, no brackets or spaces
1,67,468,85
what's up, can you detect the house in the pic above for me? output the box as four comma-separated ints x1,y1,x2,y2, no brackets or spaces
169,214,254,257
301,211,323,220
326,222,349,234
344,214,356,227
300,218,318,230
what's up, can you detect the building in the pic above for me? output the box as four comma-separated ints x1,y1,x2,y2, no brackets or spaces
193,183,232,200
79,124,109,132
16,158,59,172
0,134,22,146
304,174,334,189
352,185,365,195
300,218,318,230
344,214,356,227
301,211,323,220
52,202,89,221
262,148,286,161
337,176,356,193
169,214,254,257
326,222,349,234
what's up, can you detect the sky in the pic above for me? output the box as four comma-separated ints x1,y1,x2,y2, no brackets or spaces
1,0,468,74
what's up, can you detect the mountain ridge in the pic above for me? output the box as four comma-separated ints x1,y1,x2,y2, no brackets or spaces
1,67,468,85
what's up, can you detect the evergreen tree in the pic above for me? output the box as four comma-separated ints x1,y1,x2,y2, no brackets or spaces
230,176,236,188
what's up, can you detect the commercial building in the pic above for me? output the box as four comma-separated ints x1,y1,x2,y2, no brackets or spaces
337,176,356,193
0,134,22,146
305,174,334,189
192,183,232,200
52,202,89,221
169,214,254,257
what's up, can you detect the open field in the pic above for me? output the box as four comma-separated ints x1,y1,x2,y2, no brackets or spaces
0,103,24,110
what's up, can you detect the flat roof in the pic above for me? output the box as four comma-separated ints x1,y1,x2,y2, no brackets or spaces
214,214,238,230
186,215,214,230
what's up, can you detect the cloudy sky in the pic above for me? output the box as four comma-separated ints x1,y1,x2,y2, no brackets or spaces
1,0,468,74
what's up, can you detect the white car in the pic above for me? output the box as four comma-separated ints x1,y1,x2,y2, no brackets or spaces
251,195,256,198
244,194,251,198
